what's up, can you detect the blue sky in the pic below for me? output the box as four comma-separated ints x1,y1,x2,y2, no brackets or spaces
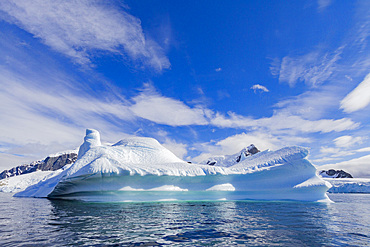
0,0,369,176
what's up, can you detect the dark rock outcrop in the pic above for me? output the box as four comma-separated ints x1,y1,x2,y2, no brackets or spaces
235,144,260,163
0,152,77,180
206,161,217,166
319,169,353,178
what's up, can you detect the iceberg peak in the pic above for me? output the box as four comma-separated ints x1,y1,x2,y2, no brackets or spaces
77,129,101,158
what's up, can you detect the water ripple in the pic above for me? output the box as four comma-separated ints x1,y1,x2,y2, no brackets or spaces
0,193,369,246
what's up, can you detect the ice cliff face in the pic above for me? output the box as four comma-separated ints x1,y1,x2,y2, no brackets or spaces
15,129,331,202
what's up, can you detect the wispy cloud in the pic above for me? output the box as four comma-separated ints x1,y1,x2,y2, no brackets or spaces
0,38,139,169
0,66,135,148
271,1,369,91
319,147,355,158
215,68,222,72
0,56,361,170
333,135,364,148
209,111,359,133
0,0,170,71
357,147,370,153
251,84,269,93
161,138,188,160
274,85,343,120
340,73,370,113
317,0,332,12
315,136,368,165
271,48,343,87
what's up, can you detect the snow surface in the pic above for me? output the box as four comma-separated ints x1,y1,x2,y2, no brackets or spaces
48,149,79,158
14,129,331,202
0,165,70,193
201,144,260,167
324,178,370,193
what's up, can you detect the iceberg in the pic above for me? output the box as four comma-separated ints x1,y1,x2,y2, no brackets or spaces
15,129,331,202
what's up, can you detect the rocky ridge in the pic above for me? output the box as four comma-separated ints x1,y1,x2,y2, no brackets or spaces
319,169,353,178
0,152,77,180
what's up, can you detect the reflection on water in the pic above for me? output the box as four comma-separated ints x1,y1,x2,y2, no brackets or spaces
0,193,369,246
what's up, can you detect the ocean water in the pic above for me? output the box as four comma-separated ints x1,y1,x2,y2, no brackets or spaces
0,193,369,246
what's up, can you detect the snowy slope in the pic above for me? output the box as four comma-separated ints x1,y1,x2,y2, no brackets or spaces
15,129,331,202
324,178,370,193
200,144,260,167
0,151,77,180
0,165,70,193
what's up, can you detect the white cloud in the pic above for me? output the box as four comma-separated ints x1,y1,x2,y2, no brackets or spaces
191,132,280,163
311,157,340,164
271,48,342,87
161,139,188,160
317,0,332,12
130,85,208,126
357,147,370,152
0,153,40,170
0,0,169,70
318,154,370,178
319,147,355,158
316,141,370,165
340,73,370,113
215,132,279,153
0,62,360,171
274,85,342,120
320,147,339,154
334,135,364,148
210,111,359,133
215,68,222,72
251,84,269,93
0,64,136,170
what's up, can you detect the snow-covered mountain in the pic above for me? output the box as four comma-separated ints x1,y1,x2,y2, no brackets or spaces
0,165,71,193
324,178,370,193
0,151,77,180
201,144,261,167
317,169,370,193
14,129,331,202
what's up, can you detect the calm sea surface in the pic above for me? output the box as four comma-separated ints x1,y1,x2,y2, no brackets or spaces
0,193,369,246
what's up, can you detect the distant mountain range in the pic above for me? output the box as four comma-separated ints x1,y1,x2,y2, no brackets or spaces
0,152,77,180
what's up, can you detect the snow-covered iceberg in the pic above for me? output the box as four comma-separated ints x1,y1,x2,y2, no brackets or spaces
15,129,331,202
